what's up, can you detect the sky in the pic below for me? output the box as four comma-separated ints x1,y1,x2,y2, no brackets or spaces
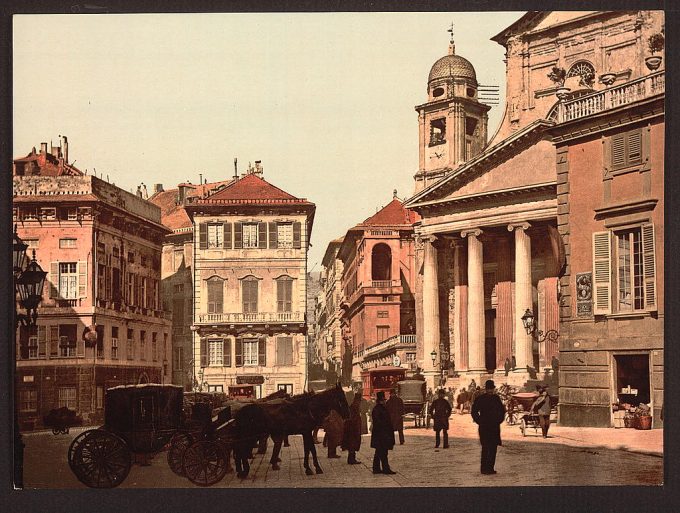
13,12,520,270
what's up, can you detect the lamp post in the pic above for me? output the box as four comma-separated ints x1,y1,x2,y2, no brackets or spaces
430,349,444,388
13,227,47,489
520,308,559,343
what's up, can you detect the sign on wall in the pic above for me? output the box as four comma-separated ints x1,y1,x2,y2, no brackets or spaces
576,272,593,317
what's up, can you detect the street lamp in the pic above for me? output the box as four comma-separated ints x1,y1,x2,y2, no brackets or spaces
430,349,437,366
13,228,46,489
430,350,445,388
521,308,559,343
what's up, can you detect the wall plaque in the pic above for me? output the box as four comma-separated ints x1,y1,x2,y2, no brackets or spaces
576,272,593,317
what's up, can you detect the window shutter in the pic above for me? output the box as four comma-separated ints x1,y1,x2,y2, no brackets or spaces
235,339,243,367
287,338,294,365
19,327,29,360
200,338,207,368
38,325,47,357
641,223,657,310
50,262,59,298
234,222,243,249
258,222,267,249
276,337,281,365
223,223,232,249
223,339,231,367
78,261,87,298
627,129,642,165
611,134,625,168
258,337,266,366
76,337,85,357
592,231,612,315
199,222,208,249
268,222,277,249
293,222,301,249
50,326,59,357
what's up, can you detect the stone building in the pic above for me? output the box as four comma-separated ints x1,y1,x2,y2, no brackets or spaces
150,178,233,390
336,195,419,383
13,140,172,429
315,237,344,380
184,163,315,397
406,11,664,426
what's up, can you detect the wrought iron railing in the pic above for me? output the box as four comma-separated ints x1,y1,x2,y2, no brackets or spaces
196,311,304,324
363,334,417,358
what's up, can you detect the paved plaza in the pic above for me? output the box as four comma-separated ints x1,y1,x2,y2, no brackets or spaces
23,413,662,489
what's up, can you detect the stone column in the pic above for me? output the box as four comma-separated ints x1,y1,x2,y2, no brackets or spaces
451,239,463,373
421,235,440,388
462,229,485,372
509,223,533,371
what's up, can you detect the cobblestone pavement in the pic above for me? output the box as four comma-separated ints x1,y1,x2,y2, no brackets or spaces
23,413,663,489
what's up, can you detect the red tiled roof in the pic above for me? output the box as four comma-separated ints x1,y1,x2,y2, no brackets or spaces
200,173,308,204
149,179,234,231
361,199,420,226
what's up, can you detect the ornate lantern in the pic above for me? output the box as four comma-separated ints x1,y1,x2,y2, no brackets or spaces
521,308,536,335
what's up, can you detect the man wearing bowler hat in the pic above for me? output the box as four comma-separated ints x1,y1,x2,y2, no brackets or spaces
471,380,506,475
371,391,396,474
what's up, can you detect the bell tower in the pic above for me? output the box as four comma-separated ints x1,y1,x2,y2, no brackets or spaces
414,24,491,193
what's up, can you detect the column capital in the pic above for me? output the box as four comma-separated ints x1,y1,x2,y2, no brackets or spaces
418,234,438,245
507,222,531,232
461,228,483,239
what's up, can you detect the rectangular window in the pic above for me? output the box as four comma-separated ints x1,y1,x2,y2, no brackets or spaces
58,387,77,409
376,325,390,342
140,331,146,360
40,207,56,220
208,223,223,248
111,337,119,359
128,252,135,264
377,311,389,318
66,208,78,221
58,325,77,357
276,337,293,366
611,129,643,170
58,262,78,299
174,283,184,293
242,279,258,313
96,386,104,409
277,223,293,248
152,333,158,361
243,339,258,366
23,208,38,221
406,352,416,363
174,347,184,371
19,390,37,412
242,223,258,248
207,279,224,313
24,239,39,249
276,278,293,313
429,118,446,146
28,336,38,359
615,228,644,312
277,384,293,394
209,338,224,366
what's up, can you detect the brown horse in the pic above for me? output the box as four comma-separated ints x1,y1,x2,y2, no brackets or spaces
234,383,350,475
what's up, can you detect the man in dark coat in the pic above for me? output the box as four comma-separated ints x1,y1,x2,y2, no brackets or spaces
385,388,405,445
371,391,396,474
471,379,506,475
359,395,370,435
342,393,362,464
431,389,453,448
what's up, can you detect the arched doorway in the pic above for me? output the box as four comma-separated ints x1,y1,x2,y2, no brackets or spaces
371,243,392,282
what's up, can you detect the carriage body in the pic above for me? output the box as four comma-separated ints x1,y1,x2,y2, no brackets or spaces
396,377,430,428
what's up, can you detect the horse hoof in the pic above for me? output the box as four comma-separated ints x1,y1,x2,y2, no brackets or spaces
272,464,280,471
315,468,324,475
305,468,314,476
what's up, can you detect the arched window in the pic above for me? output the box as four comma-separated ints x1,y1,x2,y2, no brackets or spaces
241,276,259,313
567,61,595,88
371,244,392,282
206,276,224,313
276,276,293,313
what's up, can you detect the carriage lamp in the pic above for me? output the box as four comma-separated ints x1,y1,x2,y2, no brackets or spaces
520,308,559,344
16,250,47,327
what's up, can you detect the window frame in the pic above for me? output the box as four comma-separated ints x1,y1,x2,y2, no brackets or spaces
242,277,259,314
243,339,259,366
208,338,224,366
242,223,259,249
276,277,293,313
19,389,37,412
207,222,224,249
58,262,79,299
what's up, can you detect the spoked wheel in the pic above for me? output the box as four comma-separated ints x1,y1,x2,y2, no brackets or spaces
167,431,194,477
183,440,228,487
505,411,517,425
68,429,132,488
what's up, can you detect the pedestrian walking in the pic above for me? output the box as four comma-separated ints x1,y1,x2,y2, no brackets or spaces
471,380,505,475
446,387,454,409
531,385,552,438
431,389,453,448
371,391,396,474
359,395,370,435
342,393,362,464
323,409,344,458
386,388,405,445
504,358,511,376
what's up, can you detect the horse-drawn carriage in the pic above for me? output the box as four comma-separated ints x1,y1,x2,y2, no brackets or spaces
396,375,430,428
43,407,83,435
360,366,405,401
505,391,558,436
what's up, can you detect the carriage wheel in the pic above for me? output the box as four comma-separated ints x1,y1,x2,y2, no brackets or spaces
68,430,96,474
167,431,194,477
69,430,131,488
183,440,228,487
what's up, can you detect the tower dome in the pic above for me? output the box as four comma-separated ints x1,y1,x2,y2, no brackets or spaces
428,53,477,84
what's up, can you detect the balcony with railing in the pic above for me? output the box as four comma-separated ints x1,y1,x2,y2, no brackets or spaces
363,334,417,359
549,71,664,123
196,311,305,324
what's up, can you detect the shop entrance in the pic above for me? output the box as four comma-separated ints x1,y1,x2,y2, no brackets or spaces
614,354,651,406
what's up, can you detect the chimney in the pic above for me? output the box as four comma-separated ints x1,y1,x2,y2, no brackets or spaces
153,183,164,194
40,142,48,155
177,182,190,205
60,135,69,163
254,160,263,175
233,158,238,180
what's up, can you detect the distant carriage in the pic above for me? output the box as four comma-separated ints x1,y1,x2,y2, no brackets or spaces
396,375,430,428
360,366,406,401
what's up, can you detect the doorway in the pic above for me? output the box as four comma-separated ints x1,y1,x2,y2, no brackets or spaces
484,310,496,372
614,354,651,406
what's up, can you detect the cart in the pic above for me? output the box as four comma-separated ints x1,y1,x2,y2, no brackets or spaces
397,377,430,428
43,407,83,435
508,392,540,436
68,384,187,488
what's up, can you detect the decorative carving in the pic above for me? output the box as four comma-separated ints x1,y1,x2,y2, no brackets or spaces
507,222,531,232
576,272,593,318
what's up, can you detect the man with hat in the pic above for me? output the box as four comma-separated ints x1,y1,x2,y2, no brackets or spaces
531,384,552,438
385,388,405,445
471,379,506,475
370,391,396,474
431,388,453,449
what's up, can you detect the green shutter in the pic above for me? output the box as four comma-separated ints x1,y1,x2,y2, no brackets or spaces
269,222,277,249
293,222,301,249
234,222,243,249
641,223,657,310
258,222,267,249
50,262,59,298
592,231,612,315
627,129,642,165
611,134,625,168
200,338,207,368
223,223,232,249
235,339,243,367
199,222,208,249
223,339,231,367
78,261,87,298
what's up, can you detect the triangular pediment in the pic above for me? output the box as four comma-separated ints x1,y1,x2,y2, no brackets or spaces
531,11,598,33
406,120,556,208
